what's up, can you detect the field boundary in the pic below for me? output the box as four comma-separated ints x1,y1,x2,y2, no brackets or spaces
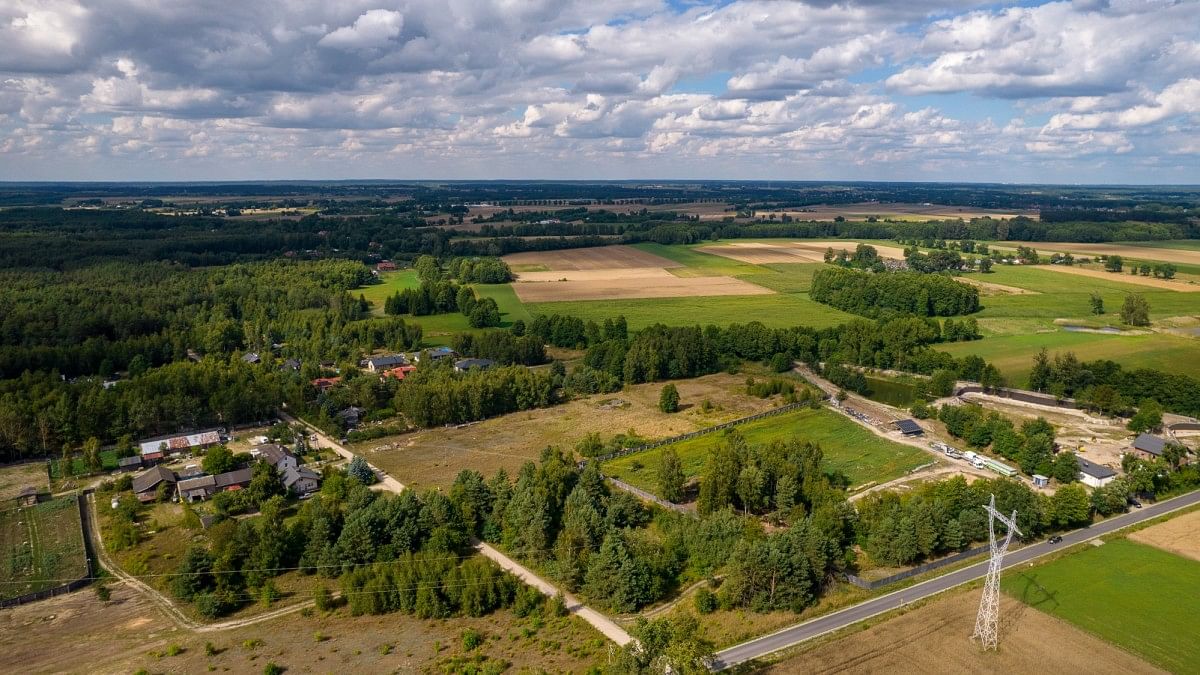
605,476,691,514
844,543,990,590
587,401,813,466
0,493,93,608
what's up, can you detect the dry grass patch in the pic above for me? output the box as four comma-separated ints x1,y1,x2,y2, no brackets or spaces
0,462,48,501
502,245,680,270
698,240,909,265
1129,509,1200,562
510,274,774,302
762,589,1161,675
361,372,787,489
955,276,1039,295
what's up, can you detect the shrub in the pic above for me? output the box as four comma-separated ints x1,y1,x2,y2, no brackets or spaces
694,587,718,615
462,629,483,651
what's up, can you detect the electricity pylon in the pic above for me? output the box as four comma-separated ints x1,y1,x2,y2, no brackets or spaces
971,494,1021,650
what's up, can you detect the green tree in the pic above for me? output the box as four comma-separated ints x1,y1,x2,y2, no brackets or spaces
612,613,715,675
658,384,680,413
347,456,376,485
1049,483,1091,528
1104,255,1123,272
1127,399,1163,433
82,436,102,473
1089,292,1105,315
657,449,685,503
1050,451,1079,483
202,445,238,474
1120,293,1150,326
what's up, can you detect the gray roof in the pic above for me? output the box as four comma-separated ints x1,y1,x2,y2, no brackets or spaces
454,358,495,370
1133,433,1167,456
366,354,409,368
895,419,923,435
282,466,321,489
17,486,38,497
1076,455,1117,479
253,443,293,466
132,465,177,493
215,467,254,488
177,475,217,492
242,352,260,363
118,455,143,467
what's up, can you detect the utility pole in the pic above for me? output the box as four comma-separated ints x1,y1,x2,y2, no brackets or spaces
971,494,1021,650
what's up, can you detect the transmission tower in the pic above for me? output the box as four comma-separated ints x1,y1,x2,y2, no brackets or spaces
971,494,1022,651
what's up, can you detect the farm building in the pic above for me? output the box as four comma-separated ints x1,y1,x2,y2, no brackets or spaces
177,468,253,502
16,486,40,506
894,419,923,436
364,354,409,372
116,455,143,472
137,429,222,458
132,465,178,502
1130,433,1167,460
1076,455,1117,488
454,358,496,372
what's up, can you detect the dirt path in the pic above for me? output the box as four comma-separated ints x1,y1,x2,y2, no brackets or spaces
281,413,634,646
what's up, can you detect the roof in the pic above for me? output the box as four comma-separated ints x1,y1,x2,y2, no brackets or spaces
280,358,301,371
1076,455,1117,479
366,354,409,369
282,466,322,488
1133,433,1167,456
118,455,143,467
215,467,254,488
241,352,260,363
895,419,923,435
253,443,294,467
311,376,342,388
454,358,495,370
17,486,37,498
177,475,217,492
132,465,177,493
381,365,417,380
138,429,221,455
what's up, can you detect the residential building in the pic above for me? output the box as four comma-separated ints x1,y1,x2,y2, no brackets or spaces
1076,455,1116,488
132,465,178,502
311,376,342,392
280,358,302,372
364,354,409,372
253,443,298,472
454,358,496,372
282,466,322,495
1130,433,1167,461
376,260,398,272
381,364,417,380
242,352,261,364
415,346,456,363
177,467,253,502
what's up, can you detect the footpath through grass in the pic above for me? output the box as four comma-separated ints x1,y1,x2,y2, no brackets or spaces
604,406,929,494
1001,538,1200,673
0,496,88,600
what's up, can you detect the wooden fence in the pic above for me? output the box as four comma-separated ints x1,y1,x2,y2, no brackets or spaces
0,493,95,609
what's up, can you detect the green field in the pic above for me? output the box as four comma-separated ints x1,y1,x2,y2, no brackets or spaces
357,271,532,344
1002,538,1200,673
603,407,930,494
527,293,858,330
0,497,88,601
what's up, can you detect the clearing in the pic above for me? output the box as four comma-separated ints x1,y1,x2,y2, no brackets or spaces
763,587,1160,674
0,462,48,501
502,245,680,270
603,407,931,495
1128,508,1200,562
0,582,606,674
1001,538,1200,673
0,496,88,601
360,372,792,490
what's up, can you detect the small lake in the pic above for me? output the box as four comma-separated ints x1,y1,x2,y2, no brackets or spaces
1061,325,1126,335
863,376,918,407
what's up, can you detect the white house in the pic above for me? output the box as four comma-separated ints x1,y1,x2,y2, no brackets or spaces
1076,455,1116,489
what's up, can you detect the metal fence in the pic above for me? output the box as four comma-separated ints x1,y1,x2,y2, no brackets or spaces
0,493,95,609
584,402,810,466
843,543,990,591
606,477,691,514
955,385,1077,409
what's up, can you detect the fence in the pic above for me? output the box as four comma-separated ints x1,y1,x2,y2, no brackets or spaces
843,543,990,591
606,477,691,514
584,402,810,466
955,385,1077,410
0,493,95,609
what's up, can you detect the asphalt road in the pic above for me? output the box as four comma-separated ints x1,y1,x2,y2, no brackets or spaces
712,488,1200,670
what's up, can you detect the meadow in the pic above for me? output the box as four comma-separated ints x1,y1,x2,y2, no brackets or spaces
0,496,88,601
358,271,531,343
1001,538,1200,673
603,407,930,495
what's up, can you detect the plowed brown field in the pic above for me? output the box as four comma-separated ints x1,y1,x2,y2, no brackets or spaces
502,245,680,270
1129,508,1200,561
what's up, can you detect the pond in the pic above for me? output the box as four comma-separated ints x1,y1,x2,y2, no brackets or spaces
1061,325,1126,335
863,376,918,407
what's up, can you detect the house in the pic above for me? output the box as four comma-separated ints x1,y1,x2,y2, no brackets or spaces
364,354,409,373
280,358,302,372
1131,433,1167,461
177,467,254,502
282,466,322,495
376,260,398,272
241,352,261,364
16,486,39,506
132,465,178,503
454,358,495,372
137,429,222,458
116,455,144,473
415,346,457,363
381,365,417,381
311,376,342,392
338,406,365,428
894,419,924,436
1076,455,1117,488
253,443,298,472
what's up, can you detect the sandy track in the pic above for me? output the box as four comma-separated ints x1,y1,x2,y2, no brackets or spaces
1033,264,1200,291
1129,509,1200,561
511,274,773,302
502,245,680,270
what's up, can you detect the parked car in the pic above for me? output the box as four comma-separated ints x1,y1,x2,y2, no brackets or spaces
1129,499,1143,508
1048,535,1063,544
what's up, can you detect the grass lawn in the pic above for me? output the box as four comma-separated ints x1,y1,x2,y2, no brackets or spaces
1001,538,1200,673
603,407,930,494
0,496,87,600
525,293,858,330
357,270,420,312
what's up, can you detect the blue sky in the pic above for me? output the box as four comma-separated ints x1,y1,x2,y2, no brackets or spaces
0,0,1196,183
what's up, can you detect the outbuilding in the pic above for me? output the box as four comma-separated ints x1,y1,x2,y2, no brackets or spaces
894,419,923,436
1131,433,1167,461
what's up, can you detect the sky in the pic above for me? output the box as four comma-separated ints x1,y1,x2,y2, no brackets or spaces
0,0,1197,183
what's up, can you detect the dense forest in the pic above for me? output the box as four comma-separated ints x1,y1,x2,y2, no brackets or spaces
809,267,981,317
